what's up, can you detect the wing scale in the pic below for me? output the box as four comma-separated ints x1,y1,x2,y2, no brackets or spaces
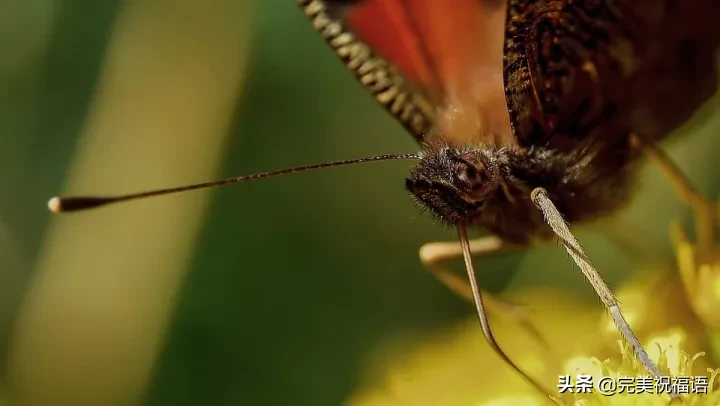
298,0,435,141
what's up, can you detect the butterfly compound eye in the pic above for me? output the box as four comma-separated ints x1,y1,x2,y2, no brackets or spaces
453,153,498,202
456,160,482,187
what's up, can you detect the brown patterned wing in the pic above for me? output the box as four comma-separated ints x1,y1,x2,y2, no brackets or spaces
502,0,720,149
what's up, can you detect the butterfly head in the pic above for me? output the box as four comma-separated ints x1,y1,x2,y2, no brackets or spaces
405,142,502,225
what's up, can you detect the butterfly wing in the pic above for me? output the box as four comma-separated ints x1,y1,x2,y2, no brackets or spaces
299,0,435,142
298,0,513,146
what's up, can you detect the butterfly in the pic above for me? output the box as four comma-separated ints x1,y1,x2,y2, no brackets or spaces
49,0,720,399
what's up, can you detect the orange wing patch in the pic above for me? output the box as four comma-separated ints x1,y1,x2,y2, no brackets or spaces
344,0,513,146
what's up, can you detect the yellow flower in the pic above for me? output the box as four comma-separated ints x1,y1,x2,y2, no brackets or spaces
346,288,600,405
347,275,720,406
558,338,720,405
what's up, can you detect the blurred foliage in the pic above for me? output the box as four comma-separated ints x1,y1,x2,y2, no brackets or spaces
0,0,121,399
0,1,717,405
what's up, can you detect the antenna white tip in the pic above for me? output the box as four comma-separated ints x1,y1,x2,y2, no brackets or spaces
48,197,62,213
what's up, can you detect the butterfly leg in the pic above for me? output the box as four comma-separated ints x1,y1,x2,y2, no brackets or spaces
632,133,717,257
635,134,720,329
418,235,556,362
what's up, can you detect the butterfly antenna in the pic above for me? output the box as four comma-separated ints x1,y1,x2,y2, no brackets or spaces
456,223,558,402
530,188,679,398
48,153,420,213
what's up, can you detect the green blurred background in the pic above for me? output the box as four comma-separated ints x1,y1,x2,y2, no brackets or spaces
0,1,718,405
